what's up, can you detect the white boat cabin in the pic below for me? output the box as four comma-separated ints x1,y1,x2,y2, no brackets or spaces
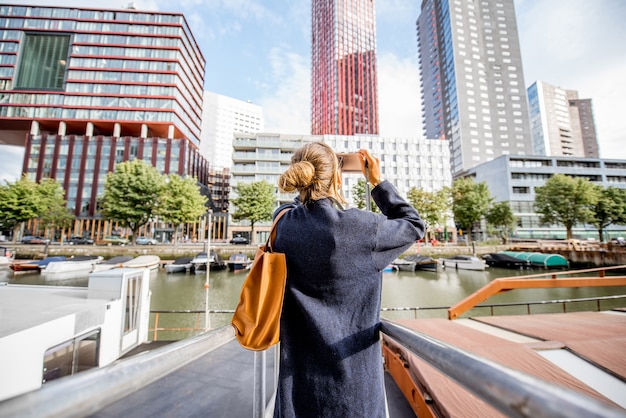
0,268,151,402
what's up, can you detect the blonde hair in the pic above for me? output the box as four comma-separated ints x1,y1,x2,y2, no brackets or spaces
278,142,346,205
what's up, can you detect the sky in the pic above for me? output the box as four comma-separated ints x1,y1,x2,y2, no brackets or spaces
1,0,626,183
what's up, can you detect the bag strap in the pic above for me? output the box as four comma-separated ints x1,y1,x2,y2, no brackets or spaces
266,208,291,252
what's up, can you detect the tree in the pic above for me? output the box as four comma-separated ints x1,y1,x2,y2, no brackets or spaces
451,177,492,243
100,159,165,242
231,180,276,243
534,174,598,240
589,185,626,242
158,175,207,244
351,178,380,213
485,201,517,244
0,175,45,242
37,178,74,242
407,187,450,240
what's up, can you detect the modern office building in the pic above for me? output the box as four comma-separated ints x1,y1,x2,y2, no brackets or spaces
231,133,451,242
200,91,264,169
0,4,226,241
311,0,379,135
528,81,599,158
416,0,533,176
464,155,626,239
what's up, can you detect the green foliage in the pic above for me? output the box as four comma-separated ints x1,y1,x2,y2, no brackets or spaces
589,185,626,241
231,180,276,242
534,174,598,240
407,187,450,235
451,177,492,243
485,201,517,243
0,176,47,241
37,178,74,231
351,178,380,213
100,159,165,240
158,175,207,243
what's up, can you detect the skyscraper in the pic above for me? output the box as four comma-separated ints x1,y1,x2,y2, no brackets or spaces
528,81,599,158
416,0,533,176
311,0,379,135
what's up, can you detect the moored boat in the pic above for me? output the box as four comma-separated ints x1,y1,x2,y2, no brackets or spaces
10,256,66,274
120,255,160,270
40,256,103,279
393,255,439,272
165,256,194,273
192,251,226,272
499,251,569,268
226,253,252,272
482,252,530,269
440,255,487,271
92,255,134,272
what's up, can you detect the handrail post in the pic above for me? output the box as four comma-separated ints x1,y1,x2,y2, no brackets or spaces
153,312,159,341
253,350,266,418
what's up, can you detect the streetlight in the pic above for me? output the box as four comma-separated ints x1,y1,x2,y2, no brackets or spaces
204,209,212,331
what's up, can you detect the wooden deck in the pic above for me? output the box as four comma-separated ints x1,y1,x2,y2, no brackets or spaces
384,309,626,417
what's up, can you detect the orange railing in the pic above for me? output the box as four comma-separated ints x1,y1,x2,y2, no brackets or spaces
448,265,626,319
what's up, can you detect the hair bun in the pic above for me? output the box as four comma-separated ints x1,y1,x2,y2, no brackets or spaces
279,161,315,192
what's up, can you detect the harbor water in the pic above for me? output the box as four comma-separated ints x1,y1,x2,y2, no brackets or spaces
1,263,624,340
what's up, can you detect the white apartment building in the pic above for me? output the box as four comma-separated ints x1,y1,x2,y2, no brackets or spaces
230,133,452,242
200,91,264,169
528,81,599,158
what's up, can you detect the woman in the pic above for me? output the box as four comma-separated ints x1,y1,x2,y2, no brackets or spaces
273,142,426,417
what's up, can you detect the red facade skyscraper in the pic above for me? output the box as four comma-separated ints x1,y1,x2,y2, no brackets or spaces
311,0,379,135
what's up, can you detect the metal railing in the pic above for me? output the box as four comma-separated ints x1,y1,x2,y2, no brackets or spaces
147,294,626,340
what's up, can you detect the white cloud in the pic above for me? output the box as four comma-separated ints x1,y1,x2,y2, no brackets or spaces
257,48,310,135
377,53,422,138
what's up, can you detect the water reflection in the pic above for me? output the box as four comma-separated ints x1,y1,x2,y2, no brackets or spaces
2,265,624,339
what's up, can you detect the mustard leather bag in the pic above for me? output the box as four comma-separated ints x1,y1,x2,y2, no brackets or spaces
231,209,290,351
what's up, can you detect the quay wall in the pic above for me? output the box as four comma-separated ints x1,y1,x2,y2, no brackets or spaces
9,242,626,266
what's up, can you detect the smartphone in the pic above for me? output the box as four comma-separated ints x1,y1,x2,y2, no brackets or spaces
336,153,362,173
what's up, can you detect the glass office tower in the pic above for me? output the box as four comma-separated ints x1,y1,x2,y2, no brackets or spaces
417,0,533,176
311,0,379,135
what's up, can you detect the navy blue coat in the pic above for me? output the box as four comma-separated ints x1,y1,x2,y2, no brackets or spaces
272,181,426,417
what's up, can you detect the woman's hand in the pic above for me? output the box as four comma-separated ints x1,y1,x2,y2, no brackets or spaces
358,149,382,187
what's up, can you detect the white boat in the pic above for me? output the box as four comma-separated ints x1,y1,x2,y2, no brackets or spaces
440,255,487,271
40,256,103,279
92,255,134,272
165,256,194,273
192,251,226,272
226,253,252,272
191,252,208,272
120,255,161,271
0,268,152,402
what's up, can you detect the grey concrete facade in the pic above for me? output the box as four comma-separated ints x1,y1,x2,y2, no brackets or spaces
465,155,626,239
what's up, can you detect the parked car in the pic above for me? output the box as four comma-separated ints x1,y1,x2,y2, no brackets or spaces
610,237,626,246
230,235,249,245
97,236,129,246
21,236,49,244
68,236,94,245
135,237,158,245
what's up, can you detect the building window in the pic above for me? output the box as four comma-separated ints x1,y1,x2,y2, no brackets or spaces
16,33,70,90
513,186,530,194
